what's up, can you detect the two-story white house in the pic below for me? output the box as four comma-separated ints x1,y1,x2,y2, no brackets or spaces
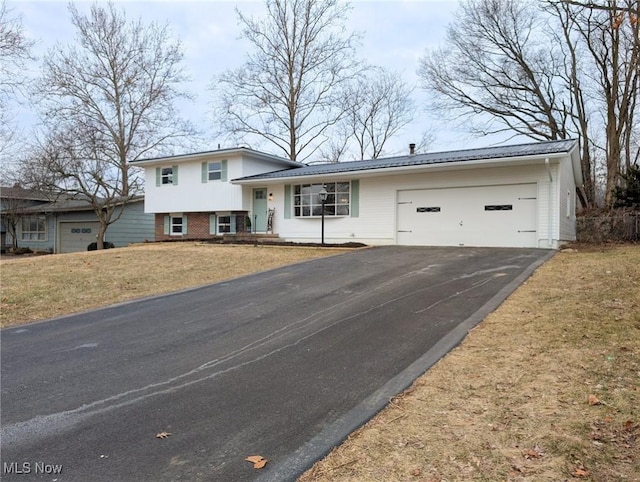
133,139,583,249
131,148,303,241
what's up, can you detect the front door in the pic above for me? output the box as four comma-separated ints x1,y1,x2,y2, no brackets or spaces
252,188,268,233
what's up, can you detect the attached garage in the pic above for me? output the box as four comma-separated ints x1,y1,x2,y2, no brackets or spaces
397,184,538,247
58,222,101,253
232,139,583,249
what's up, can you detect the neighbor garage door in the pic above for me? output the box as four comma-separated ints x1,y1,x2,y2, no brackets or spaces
59,222,101,253
397,184,538,247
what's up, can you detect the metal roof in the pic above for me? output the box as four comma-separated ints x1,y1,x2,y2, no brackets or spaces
233,139,578,182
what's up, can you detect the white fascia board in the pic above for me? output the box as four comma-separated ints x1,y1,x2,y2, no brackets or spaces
568,143,584,186
231,151,569,185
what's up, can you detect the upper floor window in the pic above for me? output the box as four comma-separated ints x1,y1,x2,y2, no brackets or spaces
201,160,227,183
294,182,350,217
21,216,46,240
161,167,174,184
207,162,222,181
156,165,178,186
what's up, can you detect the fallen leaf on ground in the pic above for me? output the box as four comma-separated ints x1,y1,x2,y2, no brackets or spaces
573,467,590,477
156,432,172,439
524,445,544,459
245,455,268,469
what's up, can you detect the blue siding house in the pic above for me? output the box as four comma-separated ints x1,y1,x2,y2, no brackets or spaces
1,187,154,253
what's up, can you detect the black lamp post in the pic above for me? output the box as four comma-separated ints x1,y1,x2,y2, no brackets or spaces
318,185,328,246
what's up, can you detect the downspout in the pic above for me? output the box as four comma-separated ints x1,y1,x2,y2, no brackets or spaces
545,158,553,248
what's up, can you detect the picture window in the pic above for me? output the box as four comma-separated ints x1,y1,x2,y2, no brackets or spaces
293,182,350,217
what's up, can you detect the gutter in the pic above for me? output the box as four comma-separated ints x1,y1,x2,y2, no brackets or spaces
232,152,569,185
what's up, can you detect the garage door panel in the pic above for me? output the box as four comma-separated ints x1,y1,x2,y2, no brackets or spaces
397,184,537,248
59,222,101,253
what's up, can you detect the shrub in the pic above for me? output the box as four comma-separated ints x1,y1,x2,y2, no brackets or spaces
87,241,115,251
13,247,33,255
613,164,640,209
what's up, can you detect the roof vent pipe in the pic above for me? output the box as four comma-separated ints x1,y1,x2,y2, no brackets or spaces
409,143,416,155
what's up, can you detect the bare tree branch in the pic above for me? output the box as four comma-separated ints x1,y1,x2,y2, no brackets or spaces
19,1,194,248
419,0,640,208
211,0,362,162
0,0,34,160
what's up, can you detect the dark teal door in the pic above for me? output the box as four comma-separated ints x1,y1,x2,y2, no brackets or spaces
252,188,268,232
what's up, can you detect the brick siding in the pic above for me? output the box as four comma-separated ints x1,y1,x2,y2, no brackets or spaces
155,212,248,241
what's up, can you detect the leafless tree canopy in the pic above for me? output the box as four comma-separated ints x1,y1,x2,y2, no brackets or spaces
419,0,640,208
344,67,416,160
0,0,33,159
19,1,193,248
419,0,567,141
212,0,362,162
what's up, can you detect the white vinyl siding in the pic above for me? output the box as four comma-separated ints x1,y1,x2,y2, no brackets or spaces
273,163,564,247
146,159,242,213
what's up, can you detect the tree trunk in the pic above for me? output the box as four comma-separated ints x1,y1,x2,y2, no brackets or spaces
96,222,108,250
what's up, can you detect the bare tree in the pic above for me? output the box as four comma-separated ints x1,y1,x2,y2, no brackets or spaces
21,1,193,248
419,0,568,141
344,67,416,160
212,0,361,162
318,67,417,162
18,124,136,249
553,0,640,206
0,0,34,161
418,0,640,208
34,1,193,198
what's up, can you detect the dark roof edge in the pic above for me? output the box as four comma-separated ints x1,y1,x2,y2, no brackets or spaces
130,147,304,168
232,139,578,182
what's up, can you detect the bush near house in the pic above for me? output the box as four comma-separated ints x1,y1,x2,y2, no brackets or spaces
87,242,115,251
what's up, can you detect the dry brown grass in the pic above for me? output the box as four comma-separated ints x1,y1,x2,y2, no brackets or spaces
0,243,350,327
299,245,640,482
2,244,638,481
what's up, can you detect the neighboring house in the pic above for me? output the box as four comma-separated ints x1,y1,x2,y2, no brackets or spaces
0,190,155,253
134,139,583,249
0,185,51,251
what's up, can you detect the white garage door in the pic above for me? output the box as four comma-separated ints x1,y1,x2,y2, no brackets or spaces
397,184,538,247
59,222,101,253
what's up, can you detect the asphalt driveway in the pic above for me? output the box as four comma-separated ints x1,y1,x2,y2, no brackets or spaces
0,246,552,481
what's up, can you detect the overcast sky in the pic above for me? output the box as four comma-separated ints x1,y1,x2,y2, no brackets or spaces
5,0,509,160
